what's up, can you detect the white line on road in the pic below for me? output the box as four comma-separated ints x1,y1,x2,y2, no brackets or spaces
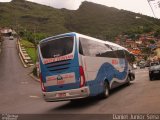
21,81,28,84
29,95,40,98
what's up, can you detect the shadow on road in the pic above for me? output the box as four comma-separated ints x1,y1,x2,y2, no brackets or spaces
53,97,100,111
109,82,134,96
49,83,134,112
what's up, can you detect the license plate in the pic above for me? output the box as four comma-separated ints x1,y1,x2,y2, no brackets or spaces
56,93,66,97
57,80,65,85
154,71,159,73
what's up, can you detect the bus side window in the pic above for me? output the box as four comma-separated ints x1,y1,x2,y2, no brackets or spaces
79,40,84,55
124,51,135,63
109,45,119,58
116,50,125,58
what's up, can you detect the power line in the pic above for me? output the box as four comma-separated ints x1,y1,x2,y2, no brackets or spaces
147,0,157,18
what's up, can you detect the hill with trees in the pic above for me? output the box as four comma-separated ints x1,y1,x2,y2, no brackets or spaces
0,0,160,41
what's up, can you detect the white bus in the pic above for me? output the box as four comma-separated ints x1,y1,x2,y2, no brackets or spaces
38,32,135,102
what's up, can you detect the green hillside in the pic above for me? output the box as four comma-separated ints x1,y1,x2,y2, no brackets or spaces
64,2,160,39
0,0,160,40
0,0,68,35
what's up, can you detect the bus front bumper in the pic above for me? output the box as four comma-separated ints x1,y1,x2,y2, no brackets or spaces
42,86,90,102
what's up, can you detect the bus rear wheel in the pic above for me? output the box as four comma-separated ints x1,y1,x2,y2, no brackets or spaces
100,81,109,99
126,76,131,86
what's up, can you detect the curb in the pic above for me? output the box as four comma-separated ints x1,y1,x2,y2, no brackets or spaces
30,73,40,82
17,39,34,68
17,40,27,68
19,53,28,68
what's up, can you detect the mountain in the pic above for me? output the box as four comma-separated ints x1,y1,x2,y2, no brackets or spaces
0,0,160,40
0,0,68,35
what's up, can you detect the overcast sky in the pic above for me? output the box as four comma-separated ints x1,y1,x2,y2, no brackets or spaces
1,0,160,19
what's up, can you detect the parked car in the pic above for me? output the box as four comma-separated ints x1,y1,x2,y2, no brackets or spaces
9,36,14,40
149,62,160,80
150,61,159,66
139,63,145,69
145,61,150,67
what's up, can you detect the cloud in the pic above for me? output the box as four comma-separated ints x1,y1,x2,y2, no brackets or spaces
0,0,11,2
51,0,82,10
1,0,159,18
26,0,84,10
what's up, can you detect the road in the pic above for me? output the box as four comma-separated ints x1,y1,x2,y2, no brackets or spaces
0,37,160,115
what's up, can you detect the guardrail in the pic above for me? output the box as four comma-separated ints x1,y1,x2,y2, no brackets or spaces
17,39,34,67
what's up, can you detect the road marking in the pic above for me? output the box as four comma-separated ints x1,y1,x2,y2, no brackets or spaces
21,81,28,84
29,95,40,98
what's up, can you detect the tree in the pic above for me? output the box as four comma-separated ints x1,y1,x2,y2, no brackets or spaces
142,47,151,54
149,40,155,44
154,29,160,38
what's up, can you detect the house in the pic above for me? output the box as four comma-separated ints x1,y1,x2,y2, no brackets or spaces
0,28,12,36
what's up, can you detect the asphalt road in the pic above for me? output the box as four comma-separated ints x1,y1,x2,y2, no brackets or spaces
0,37,160,115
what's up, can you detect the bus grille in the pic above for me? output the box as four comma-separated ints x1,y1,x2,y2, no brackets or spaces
45,60,71,72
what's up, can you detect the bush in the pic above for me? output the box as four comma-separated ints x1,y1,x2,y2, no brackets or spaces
19,29,48,44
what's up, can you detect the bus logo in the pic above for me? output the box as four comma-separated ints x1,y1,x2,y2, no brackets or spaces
57,75,63,80
112,59,118,65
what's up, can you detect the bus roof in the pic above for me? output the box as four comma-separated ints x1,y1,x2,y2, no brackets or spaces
75,32,128,51
39,32,128,52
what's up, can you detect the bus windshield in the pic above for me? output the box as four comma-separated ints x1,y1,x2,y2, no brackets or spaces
40,36,74,58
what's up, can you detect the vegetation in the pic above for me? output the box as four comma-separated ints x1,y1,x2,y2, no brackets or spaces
26,47,37,63
149,40,156,44
0,0,160,42
154,29,160,38
19,30,47,43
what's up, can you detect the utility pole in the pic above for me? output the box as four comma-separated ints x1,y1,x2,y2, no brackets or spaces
147,0,157,18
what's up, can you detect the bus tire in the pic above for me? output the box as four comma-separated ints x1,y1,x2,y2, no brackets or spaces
100,81,109,99
149,76,153,81
126,76,131,86
149,74,153,81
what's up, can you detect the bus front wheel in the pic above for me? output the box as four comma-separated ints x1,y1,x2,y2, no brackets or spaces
126,76,131,86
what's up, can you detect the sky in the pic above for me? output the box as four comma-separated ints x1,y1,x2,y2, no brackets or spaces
1,0,160,19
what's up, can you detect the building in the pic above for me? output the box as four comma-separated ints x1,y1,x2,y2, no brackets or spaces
0,28,12,36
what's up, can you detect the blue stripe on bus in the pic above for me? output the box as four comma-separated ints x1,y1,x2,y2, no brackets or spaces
87,60,128,96
96,61,128,81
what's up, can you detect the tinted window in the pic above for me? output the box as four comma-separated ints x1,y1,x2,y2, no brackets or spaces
116,50,125,58
79,40,83,55
79,37,116,58
109,45,119,58
40,37,74,58
150,62,159,66
124,51,135,63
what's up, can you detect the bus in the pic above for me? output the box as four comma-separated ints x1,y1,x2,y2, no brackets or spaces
38,32,135,102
